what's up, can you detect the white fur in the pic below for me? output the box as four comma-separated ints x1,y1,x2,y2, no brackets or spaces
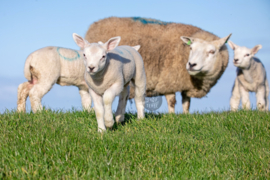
17,47,92,113
181,34,231,76
228,41,269,111
73,33,146,132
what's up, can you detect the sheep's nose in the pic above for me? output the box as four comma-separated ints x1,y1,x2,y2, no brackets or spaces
234,59,239,62
189,62,197,68
89,66,95,72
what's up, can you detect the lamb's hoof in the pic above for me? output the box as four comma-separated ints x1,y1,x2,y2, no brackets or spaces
98,127,106,133
105,119,115,129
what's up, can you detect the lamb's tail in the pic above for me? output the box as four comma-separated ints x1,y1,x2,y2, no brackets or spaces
266,79,269,110
24,54,33,81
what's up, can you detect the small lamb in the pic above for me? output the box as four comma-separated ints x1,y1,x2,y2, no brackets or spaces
17,47,92,113
73,33,146,132
228,41,269,111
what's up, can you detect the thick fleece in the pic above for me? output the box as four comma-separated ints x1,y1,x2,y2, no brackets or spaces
85,17,229,113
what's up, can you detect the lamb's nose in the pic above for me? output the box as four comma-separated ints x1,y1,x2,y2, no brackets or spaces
234,59,239,62
189,62,197,68
89,66,95,72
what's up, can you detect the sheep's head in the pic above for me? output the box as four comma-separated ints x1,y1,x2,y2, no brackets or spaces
181,34,232,76
228,41,262,69
73,33,121,75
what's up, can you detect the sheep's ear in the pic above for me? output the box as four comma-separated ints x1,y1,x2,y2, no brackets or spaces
132,45,140,51
215,33,232,49
228,40,238,50
98,41,103,45
73,33,86,48
104,36,121,51
180,36,194,45
251,44,262,55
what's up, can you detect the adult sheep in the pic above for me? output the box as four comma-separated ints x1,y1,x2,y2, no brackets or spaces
85,17,231,113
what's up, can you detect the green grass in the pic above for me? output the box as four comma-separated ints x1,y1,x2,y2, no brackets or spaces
0,110,269,179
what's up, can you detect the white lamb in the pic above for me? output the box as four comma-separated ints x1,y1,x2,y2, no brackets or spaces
17,47,92,113
228,41,269,111
73,33,146,132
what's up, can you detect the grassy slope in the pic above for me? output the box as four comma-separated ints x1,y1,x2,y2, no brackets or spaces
0,110,269,179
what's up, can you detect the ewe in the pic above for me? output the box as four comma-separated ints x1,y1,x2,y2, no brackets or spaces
17,47,91,113
73,34,146,132
228,41,269,111
85,17,231,113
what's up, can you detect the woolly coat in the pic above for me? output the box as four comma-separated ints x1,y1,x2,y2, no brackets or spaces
85,17,229,98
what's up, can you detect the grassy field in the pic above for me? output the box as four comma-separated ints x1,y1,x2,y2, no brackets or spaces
0,110,269,179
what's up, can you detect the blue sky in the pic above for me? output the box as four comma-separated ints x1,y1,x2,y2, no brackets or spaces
0,0,269,113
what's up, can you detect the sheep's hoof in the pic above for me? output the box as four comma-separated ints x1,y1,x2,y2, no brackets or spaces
115,115,125,124
98,127,106,133
105,119,115,129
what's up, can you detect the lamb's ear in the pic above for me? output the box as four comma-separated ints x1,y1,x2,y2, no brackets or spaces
180,36,194,45
132,45,140,51
251,44,262,55
104,36,121,51
215,33,232,49
228,40,238,50
98,41,103,45
73,33,86,48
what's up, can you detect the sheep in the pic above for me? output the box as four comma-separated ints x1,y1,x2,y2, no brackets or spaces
72,33,146,132
85,17,231,113
17,47,92,113
228,41,269,111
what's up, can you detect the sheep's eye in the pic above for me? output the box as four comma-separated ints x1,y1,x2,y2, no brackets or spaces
102,55,106,58
190,47,192,50
245,54,250,57
209,50,215,54
83,54,85,57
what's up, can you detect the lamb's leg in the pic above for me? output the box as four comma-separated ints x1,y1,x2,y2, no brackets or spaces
89,88,106,132
239,84,250,110
265,79,269,110
29,82,54,113
181,92,190,113
115,85,129,123
103,83,123,128
17,82,33,112
165,94,176,113
256,85,266,111
78,85,92,112
230,79,241,111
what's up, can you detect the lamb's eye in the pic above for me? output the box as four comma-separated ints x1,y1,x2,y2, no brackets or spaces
83,54,85,57
190,47,192,50
102,55,106,58
209,50,215,54
245,54,250,57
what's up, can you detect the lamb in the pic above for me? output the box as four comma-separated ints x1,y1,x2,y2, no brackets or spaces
73,33,146,132
85,17,231,113
17,47,92,113
228,41,269,111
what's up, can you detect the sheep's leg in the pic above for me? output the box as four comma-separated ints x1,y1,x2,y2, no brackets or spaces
29,82,54,113
133,83,146,120
256,85,266,111
230,79,241,111
181,92,190,113
78,85,92,112
17,82,33,112
89,88,106,132
165,94,176,113
239,84,250,110
115,85,129,123
265,79,269,110
103,83,123,128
